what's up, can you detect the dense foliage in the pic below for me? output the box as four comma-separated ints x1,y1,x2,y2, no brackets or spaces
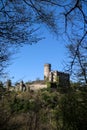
0,86,87,130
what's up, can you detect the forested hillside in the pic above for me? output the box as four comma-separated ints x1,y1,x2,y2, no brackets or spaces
0,86,87,130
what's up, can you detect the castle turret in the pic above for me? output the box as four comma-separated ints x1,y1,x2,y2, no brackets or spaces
44,63,51,80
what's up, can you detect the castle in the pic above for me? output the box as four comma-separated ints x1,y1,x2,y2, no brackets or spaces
6,63,70,91
44,63,70,87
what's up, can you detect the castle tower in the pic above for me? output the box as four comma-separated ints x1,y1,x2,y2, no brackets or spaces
44,64,51,80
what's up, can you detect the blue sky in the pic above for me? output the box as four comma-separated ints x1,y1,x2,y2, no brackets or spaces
1,0,86,84
7,32,68,84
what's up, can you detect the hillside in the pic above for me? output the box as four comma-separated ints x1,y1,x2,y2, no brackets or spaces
0,86,87,130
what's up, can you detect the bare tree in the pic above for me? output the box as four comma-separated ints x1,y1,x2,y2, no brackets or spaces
0,0,87,81
0,43,11,76
0,0,57,76
67,42,87,84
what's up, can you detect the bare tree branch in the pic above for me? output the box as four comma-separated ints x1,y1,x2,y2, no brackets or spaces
0,0,87,82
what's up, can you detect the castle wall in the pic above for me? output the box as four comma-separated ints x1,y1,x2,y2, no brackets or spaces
49,71,53,82
28,84,47,91
57,72,70,87
53,71,58,82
